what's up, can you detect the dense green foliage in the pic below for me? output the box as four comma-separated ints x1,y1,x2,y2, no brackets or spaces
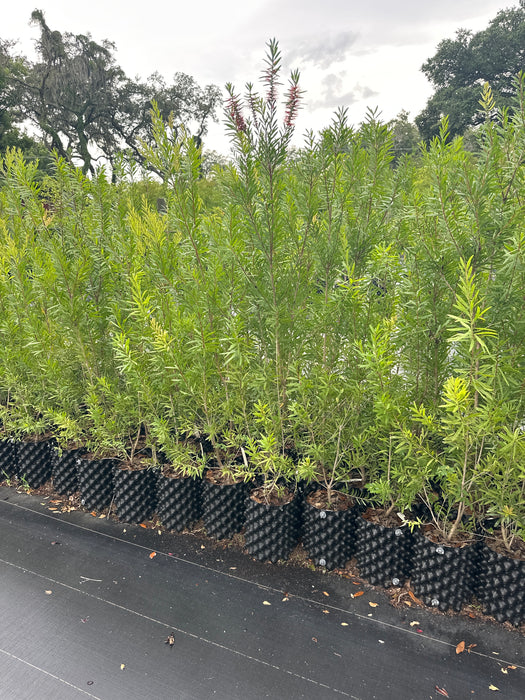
0,45,523,549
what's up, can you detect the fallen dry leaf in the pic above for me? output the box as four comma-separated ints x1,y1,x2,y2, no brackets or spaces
467,644,477,653
352,591,364,598
435,686,449,697
341,622,348,627
409,621,420,627
282,596,289,602
323,591,330,597
120,664,125,671
263,601,271,606
489,685,499,691
408,590,423,605
501,668,508,675
456,641,466,654
312,637,317,643
45,590,52,595
48,508,58,512
90,511,97,517
98,514,106,519
351,581,361,585
322,609,329,614
369,602,378,608
508,665,516,670
149,552,157,559
140,523,147,529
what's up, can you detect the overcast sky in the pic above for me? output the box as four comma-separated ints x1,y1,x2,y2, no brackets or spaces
2,1,517,154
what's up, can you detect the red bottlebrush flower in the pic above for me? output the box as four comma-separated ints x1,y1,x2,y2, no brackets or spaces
226,92,247,133
284,83,302,129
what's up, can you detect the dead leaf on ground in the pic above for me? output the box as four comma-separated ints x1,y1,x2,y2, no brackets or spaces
408,590,423,605
352,591,364,598
456,641,466,654
98,514,106,519
120,664,125,671
489,685,499,691
263,601,271,606
467,644,477,653
149,552,157,559
312,637,317,643
409,621,420,627
90,511,97,517
45,590,52,595
322,609,329,614
435,686,449,697
323,591,330,597
341,622,348,627
139,523,147,529
369,602,378,608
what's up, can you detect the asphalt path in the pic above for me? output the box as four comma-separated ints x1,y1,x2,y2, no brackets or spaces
0,485,523,699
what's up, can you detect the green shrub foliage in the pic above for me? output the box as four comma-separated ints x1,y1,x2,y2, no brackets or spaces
0,46,523,549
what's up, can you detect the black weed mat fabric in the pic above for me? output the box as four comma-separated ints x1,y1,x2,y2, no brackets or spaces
0,486,523,700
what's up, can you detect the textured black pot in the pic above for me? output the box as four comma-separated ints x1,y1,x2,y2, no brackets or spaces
0,438,18,479
355,512,414,588
52,447,85,495
410,531,476,611
475,541,524,627
244,491,302,563
157,473,203,532
114,467,158,524
202,474,247,540
302,497,357,570
17,439,53,488
77,456,117,511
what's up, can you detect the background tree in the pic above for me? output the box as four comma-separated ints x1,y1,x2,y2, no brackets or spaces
4,10,221,176
416,1,525,140
388,110,421,163
0,39,49,168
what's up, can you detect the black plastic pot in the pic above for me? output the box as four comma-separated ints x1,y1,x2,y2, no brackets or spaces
77,456,117,512
0,438,18,479
202,475,247,540
17,439,53,488
244,491,302,563
302,499,357,570
410,532,476,611
475,542,524,627
157,473,202,532
114,467,158,524
355,514,414,588
52,447,85,495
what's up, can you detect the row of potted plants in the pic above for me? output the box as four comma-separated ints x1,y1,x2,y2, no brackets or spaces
0,44,523,625
1,434,523,627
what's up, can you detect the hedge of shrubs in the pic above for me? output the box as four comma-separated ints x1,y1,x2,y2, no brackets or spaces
0,45,523,622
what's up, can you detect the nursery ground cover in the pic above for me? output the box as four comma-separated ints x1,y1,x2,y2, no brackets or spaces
1,485,523,700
